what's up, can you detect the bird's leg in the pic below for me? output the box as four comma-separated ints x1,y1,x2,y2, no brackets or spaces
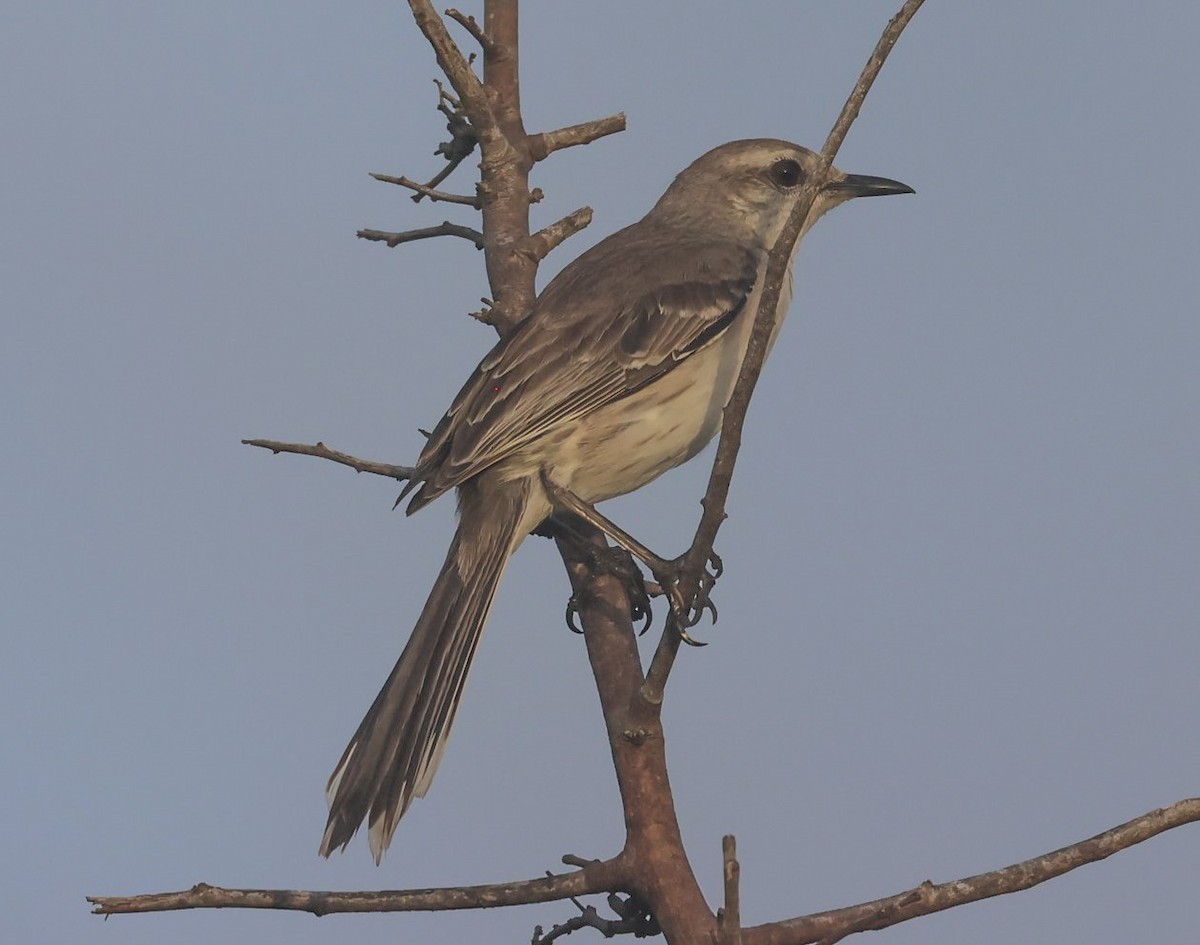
540,473,720,643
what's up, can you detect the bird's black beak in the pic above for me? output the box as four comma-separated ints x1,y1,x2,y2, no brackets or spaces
828,173,915,198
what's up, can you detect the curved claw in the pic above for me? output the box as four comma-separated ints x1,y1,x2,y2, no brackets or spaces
677,625,708,647
635,601,654,636
565,594,650,635
564,596,585,635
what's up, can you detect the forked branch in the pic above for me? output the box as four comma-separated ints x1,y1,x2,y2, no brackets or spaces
370,171,480,206
88,798,1200,929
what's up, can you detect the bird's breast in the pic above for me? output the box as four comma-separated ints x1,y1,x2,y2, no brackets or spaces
533,276,792,504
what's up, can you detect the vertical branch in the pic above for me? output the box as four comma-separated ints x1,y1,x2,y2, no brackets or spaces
461,4,707,933
427,14,699,927
483,1,524,143
681,0,927,601
553,528,716,944
405,0,534,335
477,0,536,332
718,835,742,945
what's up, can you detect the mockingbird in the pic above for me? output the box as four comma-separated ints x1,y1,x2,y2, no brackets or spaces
320,138,912,861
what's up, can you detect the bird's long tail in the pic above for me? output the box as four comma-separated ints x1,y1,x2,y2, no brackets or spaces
319,476,532,862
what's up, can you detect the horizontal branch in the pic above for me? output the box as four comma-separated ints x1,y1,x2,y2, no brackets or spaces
241,439,414,482
89,858,625,916
358,222,485,249
748,797,1200,945
369,172,479,206
528,114,627,161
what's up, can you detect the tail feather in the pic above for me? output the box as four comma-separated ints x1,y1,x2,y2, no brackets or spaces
320,477,531,862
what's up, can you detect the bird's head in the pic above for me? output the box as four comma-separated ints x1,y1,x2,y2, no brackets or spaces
651,138,913,249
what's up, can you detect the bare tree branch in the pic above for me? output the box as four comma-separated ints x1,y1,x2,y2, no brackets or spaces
521,206,593,261
405,1,492,129
533,892,658,944
677,0,927,619
529,114,627,161
746,798,1200,945
417,80,478,197
86,798,1200,932
445,7,494,52
639,618,681,706
419,149,473,195
474,0,537,331
552,525,716,944
718,835,742,945
241,439,414,482
89,859,624,916
358,221,485,249
369,172,480,206
378,4,617,329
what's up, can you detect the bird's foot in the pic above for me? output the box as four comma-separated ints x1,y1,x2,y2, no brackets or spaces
645,550,723,645
564,546,654,635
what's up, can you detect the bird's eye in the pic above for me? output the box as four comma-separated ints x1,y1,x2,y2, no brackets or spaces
769,158,803,189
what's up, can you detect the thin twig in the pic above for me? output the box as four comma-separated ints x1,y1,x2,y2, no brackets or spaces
241,439,414,482
425,79,479,192
679,0,927,618
358,222,485,249
422,151,473,195
370,172,480,206
533,893,655,945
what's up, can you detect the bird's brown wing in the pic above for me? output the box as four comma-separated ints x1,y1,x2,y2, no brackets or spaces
404,232,760,510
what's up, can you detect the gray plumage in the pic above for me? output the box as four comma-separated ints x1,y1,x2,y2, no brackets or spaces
319,139,912,861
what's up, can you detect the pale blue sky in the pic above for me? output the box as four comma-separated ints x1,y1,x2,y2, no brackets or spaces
3,2,1198,943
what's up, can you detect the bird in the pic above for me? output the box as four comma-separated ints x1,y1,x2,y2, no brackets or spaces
319,138,913,861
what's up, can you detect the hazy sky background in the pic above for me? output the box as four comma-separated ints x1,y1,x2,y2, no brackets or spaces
4,2,1198,943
